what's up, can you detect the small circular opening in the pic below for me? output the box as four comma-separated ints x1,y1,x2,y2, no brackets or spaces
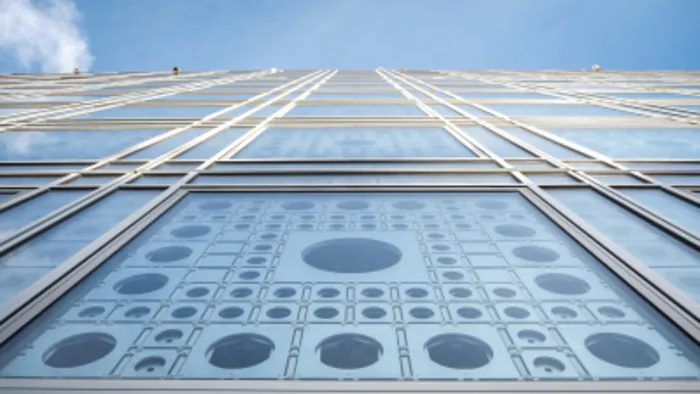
493,287,516,298
134,356,166,373
406,288,429,298
219,306,245,319
598,306,626,318
449,287,472,298
43,333,116,368
551,306,578,318
125,306,151,318
410,307,435,319
361,287,384,298
246,257,267,265
314,307,339,319
78,306,105,318
199,201,232,211
362,307,387,319
239,271,261,280
114,273,168,295
186,287,210,298
317,334,383,370
457,307,482,319
495,224,536,238
504,306,530,319
317,287,341,298
170,225,211,239
585,333,660,368
230,287,254,298
476,200,508,210
207,334,274,369
533,356,566,374
442,271,464,281
266,307,292,319
517,329,546,344
171,306,198,319
273,287,296,298
535,273,591,295
336,201,370,211
146,246,192,263
302,238,401,274
425,334,493,369
155,329,184,344
437,256,458,265
392,201,426,210
513,245,559,263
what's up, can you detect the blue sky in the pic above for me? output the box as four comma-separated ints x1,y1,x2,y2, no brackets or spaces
2,0,700,72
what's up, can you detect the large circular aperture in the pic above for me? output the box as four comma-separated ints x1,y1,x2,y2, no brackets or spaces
302,238,401,274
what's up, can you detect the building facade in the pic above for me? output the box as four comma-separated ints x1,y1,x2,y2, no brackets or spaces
0,68,699,392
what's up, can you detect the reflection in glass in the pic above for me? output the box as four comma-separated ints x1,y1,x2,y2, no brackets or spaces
549,189,700,304
177,128,249,160
286,105,425,117
0,191,88,241
235,128,475,159
0,190,159,308
0,192,698,380
618,189,700,235
127,129,209,160
485,104,639,117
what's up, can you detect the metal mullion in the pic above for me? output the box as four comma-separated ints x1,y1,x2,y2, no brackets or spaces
0,70,271,131
376,69,492,160
200,70,336,165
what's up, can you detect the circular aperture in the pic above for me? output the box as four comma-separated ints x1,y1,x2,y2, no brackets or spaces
437,256,457,265
410,307,435,319
533,356,566,373
598,306,626,318
457,307,482,319
207,334,274,369
219,306,245,319
170,225,211,239
493,287,516,298
146,246,192,263
476,200,508,210
442,271,464,281
230,287,253,298
78,306,105,318
406,288,429,298
43,333,116,368
495,224,536,238
392,201,426,210
186,287,210,298
585,333,660,368
246,257,266,265
302,238,401,274
336,201,370,211
171,306,198,319
282,201,315,211
239,271,260,280
504,306,530,319
535,273,591,295
114,273,168,295
513,245,559,263
314,307,339,319
317,287,341,298
274,287,296,298
449,287,472,298
425,334,493,369
361,288,384,298
518,329,546,344
155,329,183,344
362,307,387,319
266,307,291,319
199,201,232,211
125,306,151,318
551,306,578,319
317,334,383,370
134,356,166,373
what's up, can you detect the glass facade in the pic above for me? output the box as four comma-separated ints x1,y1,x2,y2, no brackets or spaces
0,69,699,390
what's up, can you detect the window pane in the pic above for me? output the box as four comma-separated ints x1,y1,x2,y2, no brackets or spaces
1,192,698,380
193,174,517,185
177,128,248,160
286,105,425,117
0,176,58,186
546,129,700,159
308,93,405,100
212,162,500,170
548,189,700,304
618,188,700,235
127,128,209,160
0,191,88,241
460,127,533,158
0,130,165,161
235,128,475,159
68,176,118,186
503,128,588,159
485,104,639,117
76,106,228,119
0,190,159,307
651,175,700,185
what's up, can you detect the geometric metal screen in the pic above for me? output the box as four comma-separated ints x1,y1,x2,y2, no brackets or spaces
0,69,699,390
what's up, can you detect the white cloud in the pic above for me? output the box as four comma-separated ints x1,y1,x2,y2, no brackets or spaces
0,0,93,73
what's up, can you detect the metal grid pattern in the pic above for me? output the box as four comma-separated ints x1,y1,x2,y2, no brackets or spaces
1,68,700,391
